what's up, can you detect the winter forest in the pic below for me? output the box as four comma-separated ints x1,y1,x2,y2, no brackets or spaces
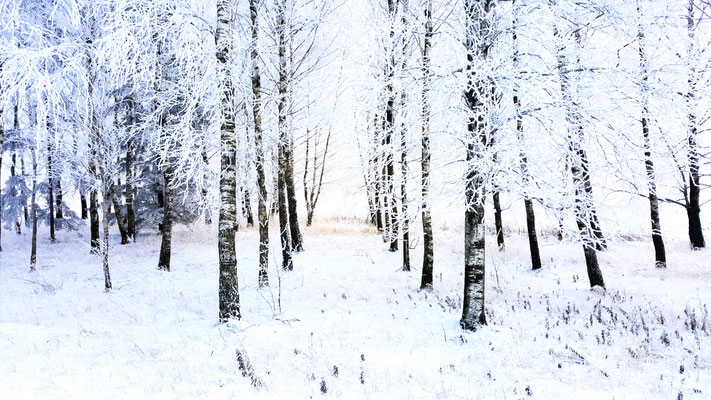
0,0,710,398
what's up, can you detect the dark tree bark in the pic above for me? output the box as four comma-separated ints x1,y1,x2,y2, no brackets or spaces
56,179,63,219
460,0,494,331
30,146,38,270
156,184,164,208
12,107,22,234
21,156,28,227
157,170,173,270
242,188,254,227
383,0,398,252
420,0,434,289
81,192,88,220
553,8,605,288
89,189,100,253
87,32,100,254
399,0,411,271
11,153,21,234
373,114,384,234
304,133,312,224
250,0,269,288
278,147,293,271
685,0,705,249
512,0,541,270
217,0,240,321
125,102,137,241
285,138,304,251
47,136,56,243
277,0,293,271
492,192,504,251
111,184,129,245
101,178,112,291
637,16,666,268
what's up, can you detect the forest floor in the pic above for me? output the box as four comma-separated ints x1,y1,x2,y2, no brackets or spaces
0,219,710,399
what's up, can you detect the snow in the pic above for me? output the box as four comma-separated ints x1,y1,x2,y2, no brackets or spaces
0,220,709,399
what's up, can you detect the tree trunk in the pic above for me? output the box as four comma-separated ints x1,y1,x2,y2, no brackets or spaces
125,116,136,241
304,134,313,224
401,132,410,271
81,192,88,220
217,0,240,321
251,0,269,288
373,115,384,234
492,192,504,251
21,156,28,228
554,12,605,288
243,189,254,227
637,15,666,268
157,170,173,270
685,0,705,249
12,107,21,234
285,138,304,251
30,147,38,271
420,0,434,289
399,0,410,271
512,0,542,270
101,180,112,290
278,147,293,270
201,150,212,225
271,149,279,217
11,153,21,234
460,0,494,331
90,189,100,253
384,0,398,252
56,179,63,219
111,184,129,245
277,0,293,271
87,35,100,254
47,138,56,243
524,200,542,269
305,128,331,227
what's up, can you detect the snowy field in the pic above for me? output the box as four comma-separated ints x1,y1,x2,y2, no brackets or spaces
0,220,709,399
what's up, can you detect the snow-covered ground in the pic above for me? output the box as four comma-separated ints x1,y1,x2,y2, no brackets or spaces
0,220,709,399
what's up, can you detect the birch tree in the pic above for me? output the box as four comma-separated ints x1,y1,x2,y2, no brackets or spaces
217,0,240,321
251,0,270,287
460,0,496,331
419,0,434,289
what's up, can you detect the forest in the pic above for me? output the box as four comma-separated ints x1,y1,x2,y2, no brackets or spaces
0,0,710,398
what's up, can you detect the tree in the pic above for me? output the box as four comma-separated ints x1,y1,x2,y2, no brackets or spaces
551,1,605,288
30,143,37,271
398,0,411,271
636,1,666,267
460,0,495,331
276,0,294,271
250,0,270,288
303,127,331,227
419,0,434,289
684,0,706,249
512,0,542,271
217,0,240,322
384,0,399,253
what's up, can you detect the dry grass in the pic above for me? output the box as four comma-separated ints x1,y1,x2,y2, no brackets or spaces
304,217,378,236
